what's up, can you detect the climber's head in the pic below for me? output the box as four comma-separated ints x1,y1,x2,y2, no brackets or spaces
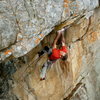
61,55,67,61
60,51,68,61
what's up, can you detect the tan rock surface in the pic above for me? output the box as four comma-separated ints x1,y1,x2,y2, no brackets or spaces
9,9,100,100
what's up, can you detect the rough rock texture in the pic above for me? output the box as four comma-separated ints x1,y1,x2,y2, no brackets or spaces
0,0,100,100
0,0,99,61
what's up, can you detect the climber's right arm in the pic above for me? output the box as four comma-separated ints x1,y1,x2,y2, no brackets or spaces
52,32,62,49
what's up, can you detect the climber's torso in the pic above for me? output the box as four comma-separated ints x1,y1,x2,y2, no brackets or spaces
49,46,67,60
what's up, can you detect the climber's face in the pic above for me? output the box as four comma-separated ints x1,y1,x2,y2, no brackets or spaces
60,51,66,57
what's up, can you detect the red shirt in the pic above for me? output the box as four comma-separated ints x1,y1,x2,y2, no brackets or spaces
49,46,67,60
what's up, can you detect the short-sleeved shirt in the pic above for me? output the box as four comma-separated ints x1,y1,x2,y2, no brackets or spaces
49,46,67,60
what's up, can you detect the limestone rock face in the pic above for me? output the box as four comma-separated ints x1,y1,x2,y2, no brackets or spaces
0,1,100,100
0,0,99,61
0,18,17,50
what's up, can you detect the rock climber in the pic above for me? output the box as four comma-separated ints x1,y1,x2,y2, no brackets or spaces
38,27,68,80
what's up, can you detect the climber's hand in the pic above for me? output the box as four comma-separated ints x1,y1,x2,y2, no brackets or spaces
57,28,65,33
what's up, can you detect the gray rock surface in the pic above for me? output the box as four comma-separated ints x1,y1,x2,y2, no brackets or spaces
0,0,99,61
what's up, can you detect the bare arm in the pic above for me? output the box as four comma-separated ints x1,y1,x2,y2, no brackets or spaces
52,32,62,49
61,31,66,46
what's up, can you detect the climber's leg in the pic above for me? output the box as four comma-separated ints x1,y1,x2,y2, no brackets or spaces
40,60,52,80
47,48,52,56
40,60,48,80
38,46,50,57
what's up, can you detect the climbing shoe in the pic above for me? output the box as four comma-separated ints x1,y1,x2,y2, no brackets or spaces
40,78,45,81
44,46,49,52
38,50,45,57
